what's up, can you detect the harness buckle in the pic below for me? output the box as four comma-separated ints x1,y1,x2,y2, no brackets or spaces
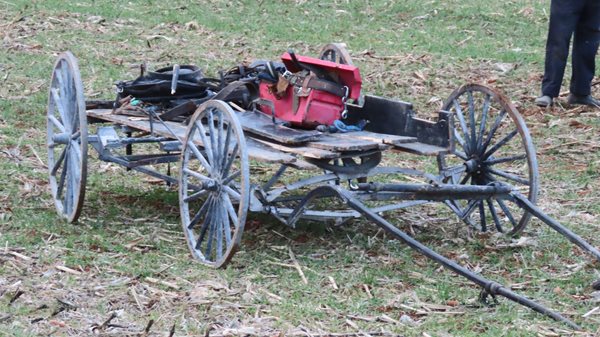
340,86,349,119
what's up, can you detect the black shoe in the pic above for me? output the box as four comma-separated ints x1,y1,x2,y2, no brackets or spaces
567,94,600,107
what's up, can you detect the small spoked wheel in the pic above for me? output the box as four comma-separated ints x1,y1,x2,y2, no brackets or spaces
319,43,354,65
437,84,539,235
47,51,88,223
179,100,250,268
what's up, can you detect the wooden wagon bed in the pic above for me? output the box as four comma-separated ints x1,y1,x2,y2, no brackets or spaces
87,107,448,169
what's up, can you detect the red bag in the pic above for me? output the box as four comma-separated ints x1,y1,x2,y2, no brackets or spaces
258,52,362,128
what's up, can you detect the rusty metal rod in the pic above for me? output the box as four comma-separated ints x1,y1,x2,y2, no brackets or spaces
357,182,513,200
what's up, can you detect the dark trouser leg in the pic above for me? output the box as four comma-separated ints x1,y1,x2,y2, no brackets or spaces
570,0,600,96
541,0,582,97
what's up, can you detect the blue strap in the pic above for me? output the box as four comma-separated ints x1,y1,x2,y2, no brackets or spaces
332,119,368,133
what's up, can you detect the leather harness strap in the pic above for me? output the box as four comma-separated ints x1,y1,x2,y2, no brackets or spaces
306,77,346,97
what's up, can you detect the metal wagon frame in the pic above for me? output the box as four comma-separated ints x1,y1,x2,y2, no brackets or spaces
46,45,599,329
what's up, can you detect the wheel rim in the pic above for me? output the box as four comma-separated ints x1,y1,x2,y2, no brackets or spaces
319,43,354,65
47,51,88,223
179,100,249,268
437,84,539,235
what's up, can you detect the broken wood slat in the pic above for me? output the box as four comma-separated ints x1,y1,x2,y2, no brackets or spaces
245,138,314,168
392,142,449,156
236,109,380,151
329,131,417,146
86,109,301,165
88,108,189,138
306,134,380,152
236,110,322,144
251,137,340,159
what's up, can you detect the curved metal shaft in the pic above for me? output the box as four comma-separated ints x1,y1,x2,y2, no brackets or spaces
288,185,581,330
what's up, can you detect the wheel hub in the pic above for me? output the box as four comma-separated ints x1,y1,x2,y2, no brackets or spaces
464,158,482,174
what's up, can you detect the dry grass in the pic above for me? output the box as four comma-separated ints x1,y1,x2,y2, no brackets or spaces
1,1,600,336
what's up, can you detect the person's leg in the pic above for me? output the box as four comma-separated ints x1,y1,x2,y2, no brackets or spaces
541,0,583,97
570,0,600,96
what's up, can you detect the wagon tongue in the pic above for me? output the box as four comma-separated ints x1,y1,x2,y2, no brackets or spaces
294,182,599,329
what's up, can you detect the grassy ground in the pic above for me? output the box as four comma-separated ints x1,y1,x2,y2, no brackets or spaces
1,0,600,336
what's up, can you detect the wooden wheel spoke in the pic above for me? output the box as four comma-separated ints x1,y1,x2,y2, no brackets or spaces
454,150,468,161
183,167,211,182
453,129,468,152
223,170,240,186
484,154,527,165
481,109,507,153
203,199,219,258
487,167,530,186
55,65,66,91
467,91,477,150
223,185,241,201
221,195,232,246
188,195,213,229
497,199,518,229
186,140,212,172
477,94,491,150
48,114,66,133
483,129,518,159
222,143,239,178
453,99,472,153
221,124,232,170
216,110,225,170
57,62,73,104
207,109,220,169
223,193,239,228
195,203,214,250
184,189,208,203
50,88,69,128
486,199,504,233
194,121,214,166
214,198,224,261
478,200,487,232
70,140,82,163
51,146,68,176
66,149,80,210
69,111,80,134
56,150,69,198
459,172,472,185
64,150,78,213
461,199,479,220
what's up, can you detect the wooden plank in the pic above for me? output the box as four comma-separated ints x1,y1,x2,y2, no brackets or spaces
237,110,321,145
86,109,300,165
88,109,188,138
245,138,311,167
392,142,449,156
328,131,417,146
307,134,380,152
251,138,339,159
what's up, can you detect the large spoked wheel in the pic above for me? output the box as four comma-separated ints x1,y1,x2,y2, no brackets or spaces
179,100,250,268
437,84,539,236
319,43,354,65
47,52,88,223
